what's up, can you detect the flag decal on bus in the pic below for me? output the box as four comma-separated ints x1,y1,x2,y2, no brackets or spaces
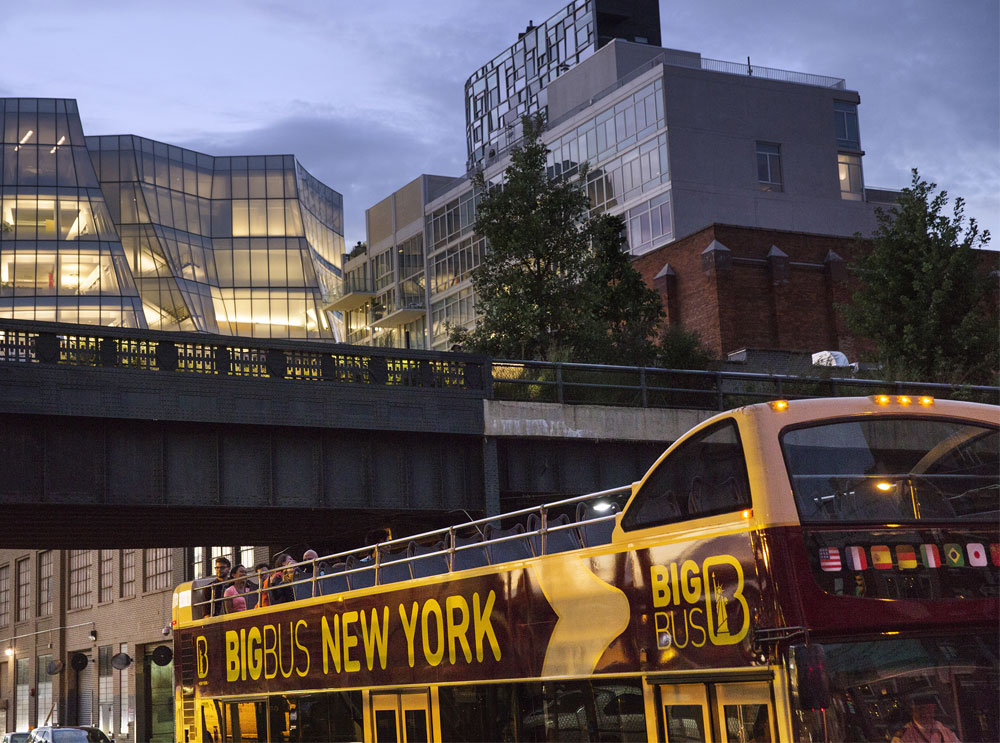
920,544,941,568
819,547,841,572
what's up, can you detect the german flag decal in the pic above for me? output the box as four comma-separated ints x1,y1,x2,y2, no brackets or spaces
895,545,917,569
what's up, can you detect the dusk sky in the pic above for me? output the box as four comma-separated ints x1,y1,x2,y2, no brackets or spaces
1,0,997,249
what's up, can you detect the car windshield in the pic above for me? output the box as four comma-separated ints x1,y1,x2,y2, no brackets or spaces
782,418,998,522
51,731,110,743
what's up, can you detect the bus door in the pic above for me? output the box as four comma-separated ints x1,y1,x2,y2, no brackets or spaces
208,698,267,742
657,681,775,743
370,690,434,743
713,682,774,743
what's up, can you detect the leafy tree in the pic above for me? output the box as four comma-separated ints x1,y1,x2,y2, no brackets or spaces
844,169,996,385
656,324,714,370
454,115,663,364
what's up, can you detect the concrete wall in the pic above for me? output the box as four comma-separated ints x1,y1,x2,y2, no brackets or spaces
663,65,879,240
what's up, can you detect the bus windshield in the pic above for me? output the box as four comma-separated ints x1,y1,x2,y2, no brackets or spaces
782,418,998,523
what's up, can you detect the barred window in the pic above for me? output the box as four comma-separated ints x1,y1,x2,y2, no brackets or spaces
15,558,30,623
143,549,171,592
239,546,255,569
120,550,135,598
192,547,205,580
0,564,10,626
69,549,93,609
99,550,113,604
38,551,53,616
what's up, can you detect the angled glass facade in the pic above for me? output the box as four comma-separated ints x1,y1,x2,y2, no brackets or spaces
1,98,345,340
0,99,144,327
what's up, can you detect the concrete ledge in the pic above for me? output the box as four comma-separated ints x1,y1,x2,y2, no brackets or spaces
484,400,714,443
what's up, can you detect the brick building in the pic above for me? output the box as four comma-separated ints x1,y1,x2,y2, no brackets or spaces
632,223,864,360
0,547,266,741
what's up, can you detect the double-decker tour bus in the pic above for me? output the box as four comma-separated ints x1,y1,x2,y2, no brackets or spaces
171,396,999,742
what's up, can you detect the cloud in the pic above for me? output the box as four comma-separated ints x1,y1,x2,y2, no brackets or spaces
178,109,467,247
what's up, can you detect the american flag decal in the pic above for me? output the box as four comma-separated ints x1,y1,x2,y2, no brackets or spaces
819,547,842,572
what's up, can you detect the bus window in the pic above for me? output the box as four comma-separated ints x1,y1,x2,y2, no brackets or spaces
793,635,998,742
783,419,998,523
265,692,362,742
621,420,751,532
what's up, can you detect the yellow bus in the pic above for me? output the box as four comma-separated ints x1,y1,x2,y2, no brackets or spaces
171,396,999,742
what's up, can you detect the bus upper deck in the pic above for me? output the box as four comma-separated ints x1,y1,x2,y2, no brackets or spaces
172,396,999,743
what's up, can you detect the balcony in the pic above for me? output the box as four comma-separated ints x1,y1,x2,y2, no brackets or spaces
324,278,376,313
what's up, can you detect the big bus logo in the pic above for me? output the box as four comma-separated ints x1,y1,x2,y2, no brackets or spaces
649,554,750,649
196,635,209,678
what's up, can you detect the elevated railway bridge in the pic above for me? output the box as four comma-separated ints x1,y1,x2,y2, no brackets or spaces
0,319,993,548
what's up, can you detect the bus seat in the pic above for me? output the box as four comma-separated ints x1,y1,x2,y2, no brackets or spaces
484,522,532,564
408,540,449,578
344,554,375,590
317,562,349,595
576,502,618,547
451,530,489,571
377,547,413,585
292,579,313,602
527,513,581,555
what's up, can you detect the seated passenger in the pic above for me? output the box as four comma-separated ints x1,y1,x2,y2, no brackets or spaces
267,553,296,605
223,565,250,613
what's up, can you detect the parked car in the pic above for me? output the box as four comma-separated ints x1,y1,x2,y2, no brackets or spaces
1,733,30,743
25,728,111,743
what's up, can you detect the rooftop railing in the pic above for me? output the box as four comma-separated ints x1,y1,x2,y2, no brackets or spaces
1,320,996,409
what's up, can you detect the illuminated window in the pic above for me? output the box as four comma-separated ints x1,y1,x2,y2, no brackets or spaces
838,153,863,201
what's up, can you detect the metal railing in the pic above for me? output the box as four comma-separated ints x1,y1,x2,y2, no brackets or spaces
700,57,846,89
189,484,632,616
490,358,999,410
1,320,996,409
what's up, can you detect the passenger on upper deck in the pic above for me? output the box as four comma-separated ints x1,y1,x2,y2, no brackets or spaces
210,556,231,616
294,549,320,597
267,552,296,605
223,565,250,613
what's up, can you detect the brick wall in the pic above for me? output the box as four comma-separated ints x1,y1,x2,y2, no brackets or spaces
634,223,865,358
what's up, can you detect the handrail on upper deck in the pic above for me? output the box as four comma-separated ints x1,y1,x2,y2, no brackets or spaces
184,484,632,617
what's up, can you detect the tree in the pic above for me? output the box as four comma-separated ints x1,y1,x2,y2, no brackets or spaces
454,116,663,364
844,169,997,385
655,324,713,370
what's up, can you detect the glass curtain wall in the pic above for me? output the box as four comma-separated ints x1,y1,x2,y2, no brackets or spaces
87,133,345,340
0,98,144,327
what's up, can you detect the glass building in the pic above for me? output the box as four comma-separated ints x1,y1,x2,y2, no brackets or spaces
1,98,345,340
465,0,660,170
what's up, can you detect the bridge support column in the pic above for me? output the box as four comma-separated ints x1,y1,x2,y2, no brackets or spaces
482,437,501,516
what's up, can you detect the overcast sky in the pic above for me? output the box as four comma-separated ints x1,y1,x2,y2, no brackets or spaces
1,0,997,248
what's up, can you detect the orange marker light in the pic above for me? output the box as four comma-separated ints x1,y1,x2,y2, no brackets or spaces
741,509,753,519
918,396,934,406
769,400,789,411
874,395,891,406
897,395,912,405
875,482,893,492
